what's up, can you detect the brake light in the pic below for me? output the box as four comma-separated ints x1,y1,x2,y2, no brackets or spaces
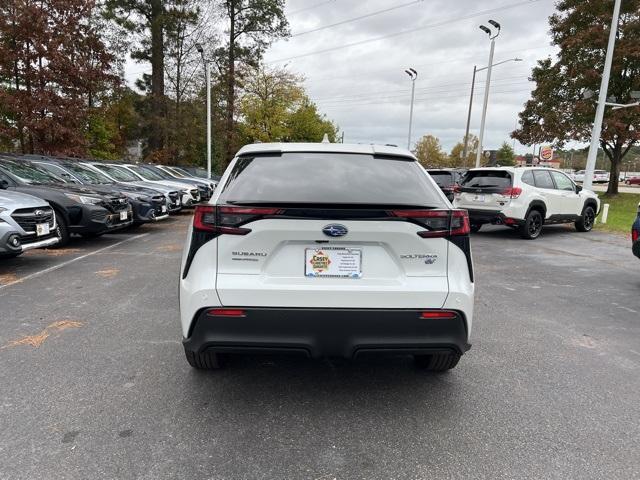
420,310,457,319
501,187,522,198
193,205,217,232
207,308,246,317
633,229,639,242
193,205,282,235
452,184,461,193
389,209,469,238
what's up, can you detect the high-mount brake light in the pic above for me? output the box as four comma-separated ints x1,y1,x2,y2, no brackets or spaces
501,187,522,198
390,209,470,238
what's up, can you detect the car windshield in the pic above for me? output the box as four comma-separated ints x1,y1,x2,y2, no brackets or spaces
142,166,173,179
219,152,445,207
63,163,112,184
166,167,186,178
94,164,139,182
460,170,512,189
128,165,165,181
0,160,66,184
428,171,454,187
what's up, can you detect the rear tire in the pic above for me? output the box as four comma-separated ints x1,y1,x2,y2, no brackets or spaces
414,353,460,372
520,209,543,239
470,223,482,233
53,211,70,247
185,350,222,369
575,205,595,232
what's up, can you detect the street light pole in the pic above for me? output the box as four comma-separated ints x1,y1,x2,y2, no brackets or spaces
462,65,477,166
405,68,417,150
476,20,500,168
463,57,521,167
205,61,211,180
583,0,622,191
196,43,212,180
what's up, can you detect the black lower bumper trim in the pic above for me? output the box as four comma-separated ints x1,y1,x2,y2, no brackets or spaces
184,307,470,359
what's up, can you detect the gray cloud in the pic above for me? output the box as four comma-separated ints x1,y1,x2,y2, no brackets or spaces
265,0,558,153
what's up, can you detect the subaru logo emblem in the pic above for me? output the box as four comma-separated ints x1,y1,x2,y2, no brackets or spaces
34,209,44,217
322,224,348,237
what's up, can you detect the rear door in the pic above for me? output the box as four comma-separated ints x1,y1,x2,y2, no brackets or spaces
455,170,513,211
213,152,453,309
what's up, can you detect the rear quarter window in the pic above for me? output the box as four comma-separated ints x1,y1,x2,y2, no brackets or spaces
219,153,446,207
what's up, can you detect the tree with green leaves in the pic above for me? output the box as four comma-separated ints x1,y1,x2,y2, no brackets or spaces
512,0,640,194
239,65,338,144
449,134,479,167
215,0,289,165
496,142,515,166
413,135,448,168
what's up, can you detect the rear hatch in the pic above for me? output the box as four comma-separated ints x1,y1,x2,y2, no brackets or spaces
455,169,514,211
199,152,468,309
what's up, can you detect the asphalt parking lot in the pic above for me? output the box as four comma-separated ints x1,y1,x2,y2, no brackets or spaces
1,213,639,480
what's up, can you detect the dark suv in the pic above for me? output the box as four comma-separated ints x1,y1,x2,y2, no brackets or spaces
427,169,466,202
0,157,133,245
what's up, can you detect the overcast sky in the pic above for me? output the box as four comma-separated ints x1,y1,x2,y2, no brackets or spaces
126,0,559,154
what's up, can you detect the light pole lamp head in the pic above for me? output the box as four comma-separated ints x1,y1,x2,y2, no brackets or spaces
488,19,501,31
479,25,491,36
405,68,417,80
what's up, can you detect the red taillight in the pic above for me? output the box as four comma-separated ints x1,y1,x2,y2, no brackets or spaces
450,209,470,236
390,209,469,238
206,308,246,317
452,184,461,193
633,229,639,242
420,310,457,319
193,205,217,232
193,205,282,235
501,187,522,199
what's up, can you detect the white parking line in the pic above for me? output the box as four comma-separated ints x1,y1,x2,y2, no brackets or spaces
0,233,149,291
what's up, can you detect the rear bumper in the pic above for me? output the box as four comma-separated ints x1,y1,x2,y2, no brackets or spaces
183,308,471,359
633,239,640,259
466,209,523,226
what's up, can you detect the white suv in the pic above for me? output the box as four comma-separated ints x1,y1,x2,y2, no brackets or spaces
453,167,600,239
179,143,475,372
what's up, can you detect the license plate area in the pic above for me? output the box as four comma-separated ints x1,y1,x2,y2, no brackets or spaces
120,211,128,221
36,223,50,236
473,194,485,202
305,247,362,278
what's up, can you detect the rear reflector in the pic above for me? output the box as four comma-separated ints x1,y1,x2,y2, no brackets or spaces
420,310,458,319
206,308,246,317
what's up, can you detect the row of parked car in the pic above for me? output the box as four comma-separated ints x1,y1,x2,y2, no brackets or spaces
0,154,217,258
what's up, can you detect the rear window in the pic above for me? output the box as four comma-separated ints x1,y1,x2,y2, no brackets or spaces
460,170,512,190
219,153,445,207
428,171,454,187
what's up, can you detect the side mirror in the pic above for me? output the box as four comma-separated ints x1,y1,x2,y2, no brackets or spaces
575,185,583,193
0,179,8,190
